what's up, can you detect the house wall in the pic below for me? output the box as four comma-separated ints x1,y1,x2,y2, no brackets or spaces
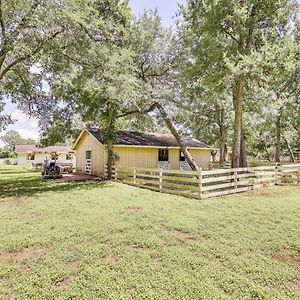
114,147,211,170
17,152,76,166
17,153,27,165
74,132,211,175
189,149,211,169
74,131,106,176
114,147,157,169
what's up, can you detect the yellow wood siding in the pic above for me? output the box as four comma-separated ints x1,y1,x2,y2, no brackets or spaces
74,132,105,176
114,147,157,169
114,147,211,170
169,148,179,170
189,149,211,169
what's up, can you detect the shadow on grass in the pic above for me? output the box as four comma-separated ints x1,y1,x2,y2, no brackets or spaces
0,171,110,198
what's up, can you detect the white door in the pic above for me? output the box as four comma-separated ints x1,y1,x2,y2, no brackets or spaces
86,159,92,174
85,150,92,174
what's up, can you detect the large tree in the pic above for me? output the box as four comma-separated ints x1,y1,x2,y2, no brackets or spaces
180,0,298,167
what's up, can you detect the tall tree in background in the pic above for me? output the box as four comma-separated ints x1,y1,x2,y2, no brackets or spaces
180,0,298,167
130,10,201,171
0,129,36,151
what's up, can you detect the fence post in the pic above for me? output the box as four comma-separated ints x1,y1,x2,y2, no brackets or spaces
133,168,136,185
297,167,300,185
198,168,203,200
159,170,162,190
115,167,118,181
234,168,238,192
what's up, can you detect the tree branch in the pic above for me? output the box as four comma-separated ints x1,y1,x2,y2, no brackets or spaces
0,0,5,38
116,102,157,118
0,29,63,81
220,25,239,44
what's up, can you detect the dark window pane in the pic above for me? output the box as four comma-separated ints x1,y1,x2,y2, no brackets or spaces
158,149,169,161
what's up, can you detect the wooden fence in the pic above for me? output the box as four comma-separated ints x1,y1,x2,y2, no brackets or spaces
106,163,300,199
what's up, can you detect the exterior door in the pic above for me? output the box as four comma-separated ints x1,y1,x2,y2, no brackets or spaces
85,150,92,174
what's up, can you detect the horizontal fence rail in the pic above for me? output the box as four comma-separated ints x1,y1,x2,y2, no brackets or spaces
105,163,300,199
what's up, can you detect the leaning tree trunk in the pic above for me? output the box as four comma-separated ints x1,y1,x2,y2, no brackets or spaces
283,136,295,163
275,115,281,162
154,102,200,172
232,76,246,168
219,108,226,167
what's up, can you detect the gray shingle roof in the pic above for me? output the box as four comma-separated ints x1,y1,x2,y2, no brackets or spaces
86,128,211,149
15,145,72,153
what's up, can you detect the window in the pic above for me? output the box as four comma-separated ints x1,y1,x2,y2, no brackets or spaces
27,153,35,161
158,149,169,161
86,150,91,159
50,153,58,160
66,153,72,160
179,151,186,161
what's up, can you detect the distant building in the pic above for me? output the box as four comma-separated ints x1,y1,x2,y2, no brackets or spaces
15,145,75,167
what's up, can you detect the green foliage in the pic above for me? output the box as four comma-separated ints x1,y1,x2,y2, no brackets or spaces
0,130,36,152
179,0,299,162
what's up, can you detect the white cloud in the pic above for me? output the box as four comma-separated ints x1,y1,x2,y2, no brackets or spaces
11,110,38,129
17,129,39,141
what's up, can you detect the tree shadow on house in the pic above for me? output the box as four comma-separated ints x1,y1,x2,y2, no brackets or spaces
0,172,110,198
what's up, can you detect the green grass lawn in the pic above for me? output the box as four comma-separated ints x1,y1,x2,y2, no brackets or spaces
0,166,300,300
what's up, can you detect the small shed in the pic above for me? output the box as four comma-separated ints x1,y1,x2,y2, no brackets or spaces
72,128,211,176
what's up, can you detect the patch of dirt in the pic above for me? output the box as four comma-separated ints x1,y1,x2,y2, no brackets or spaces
125,207,142,213
289,279,300,292
163,226,196,244
273,248,300,266
19,262,29,272
54,277,72,289
102,253,118,262
127,245,147,254
30,213,42,221
174,230,196,244
0,246,47,262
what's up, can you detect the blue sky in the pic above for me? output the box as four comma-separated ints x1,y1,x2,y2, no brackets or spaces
0,0,184,147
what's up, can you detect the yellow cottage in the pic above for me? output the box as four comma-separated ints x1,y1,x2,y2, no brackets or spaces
72,128,212,176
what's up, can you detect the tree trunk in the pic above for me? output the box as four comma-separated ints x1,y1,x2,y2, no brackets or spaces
232,76,246,168
275,115,281,162
106,105,115,180
263,145,271,162
219,108,226,167
283,136,295,163
154,102,200,171
239,126,247,167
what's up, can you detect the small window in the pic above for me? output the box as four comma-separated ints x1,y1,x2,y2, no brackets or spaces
50,153,58,160
66,153,72,160
179,151,186,161
27,153,35,161
86,150,91,159
158,149,169,161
